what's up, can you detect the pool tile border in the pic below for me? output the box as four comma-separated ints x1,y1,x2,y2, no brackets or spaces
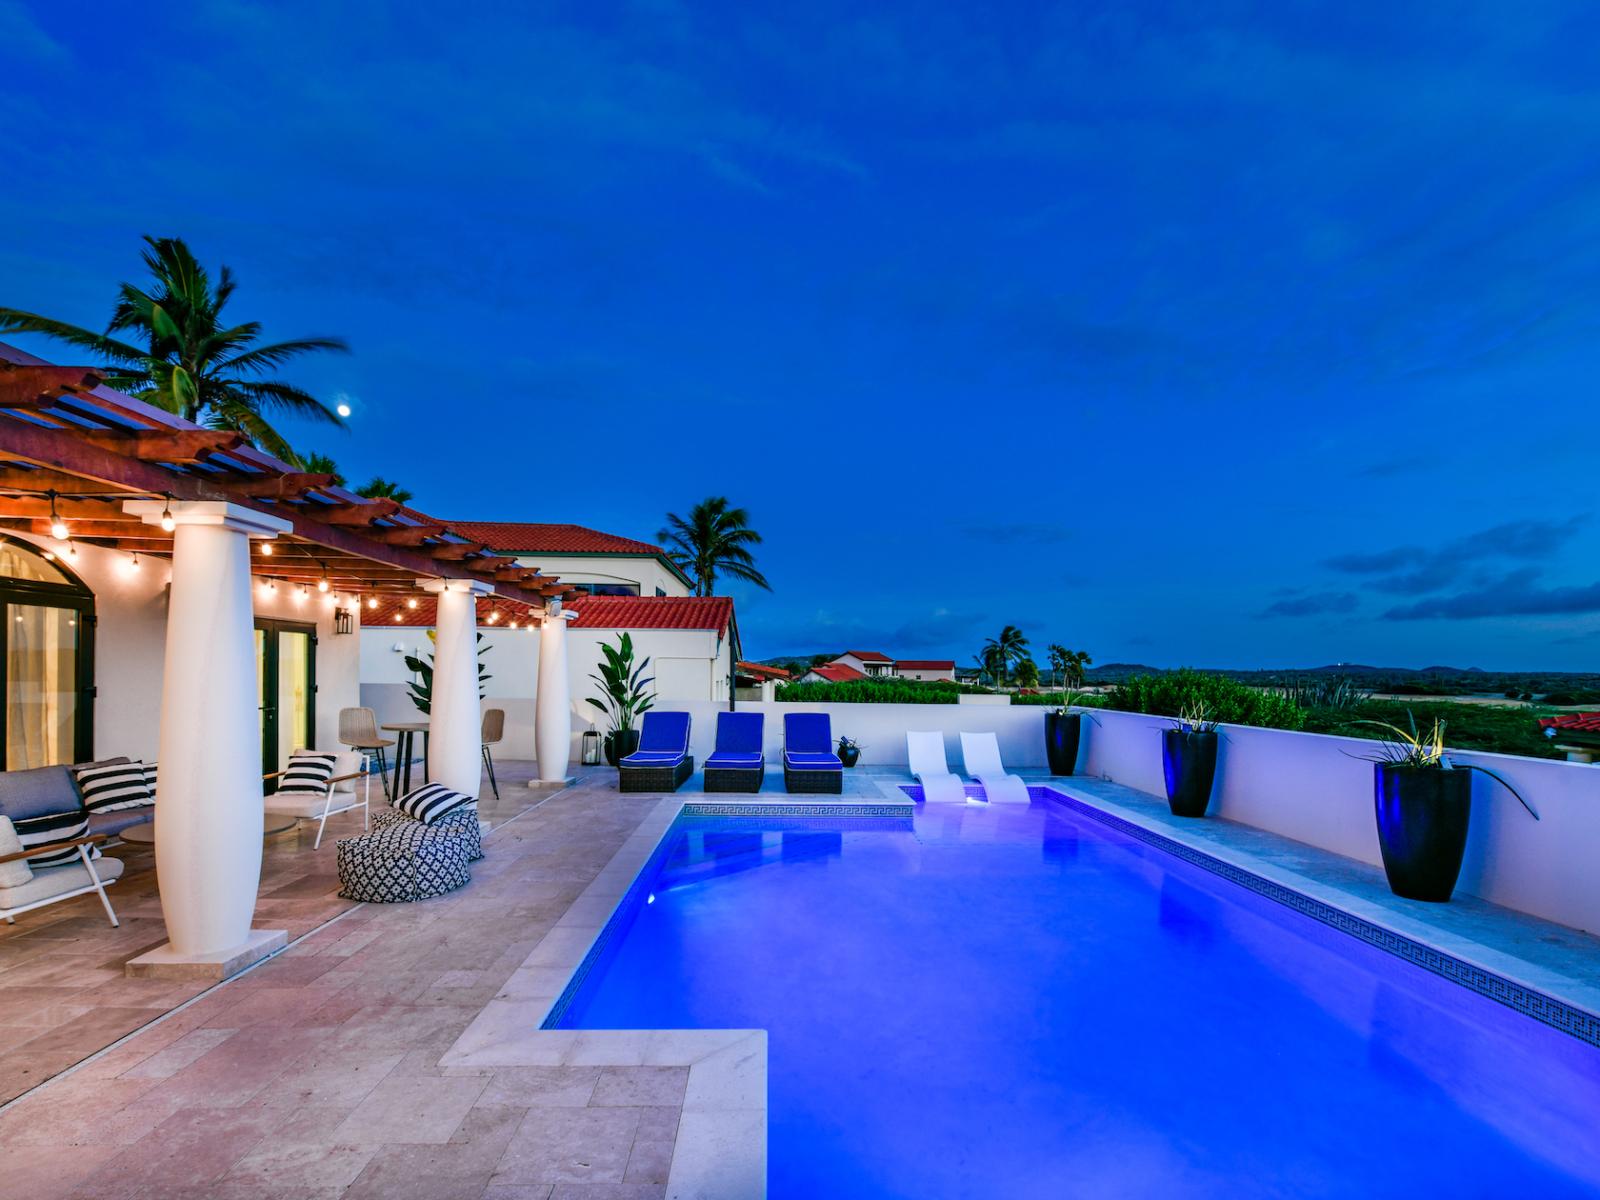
1040,784,1600,1048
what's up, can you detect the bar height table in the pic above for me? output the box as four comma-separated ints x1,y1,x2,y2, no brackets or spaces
382,721,431,797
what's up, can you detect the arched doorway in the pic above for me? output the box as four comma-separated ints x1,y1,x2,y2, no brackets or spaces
0,536,95,768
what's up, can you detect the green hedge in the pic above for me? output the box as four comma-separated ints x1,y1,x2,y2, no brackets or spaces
1107,669,1305,730
775,679,994,705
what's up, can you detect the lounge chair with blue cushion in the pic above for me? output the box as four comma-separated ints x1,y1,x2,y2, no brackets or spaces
619,712,695,793
704,712,766,793
783,713,843,794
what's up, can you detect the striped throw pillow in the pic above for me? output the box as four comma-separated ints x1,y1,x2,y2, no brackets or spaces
279,752,337,794
72,761,153,813
15,808,92,868
393,783,475,825
143,761,158,801
0,817,32,888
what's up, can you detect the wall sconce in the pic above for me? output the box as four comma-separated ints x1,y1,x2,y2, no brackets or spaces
333,607,354,635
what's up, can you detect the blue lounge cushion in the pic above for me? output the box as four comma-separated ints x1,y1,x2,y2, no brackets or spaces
634,711,692,756
0,765,84,822
621,750,688,766
706,751,763,769
784,751,842,771
784,712,833,757
713,712,764,756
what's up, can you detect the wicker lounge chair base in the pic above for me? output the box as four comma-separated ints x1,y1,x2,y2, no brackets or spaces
705,764,765,793
783,765,843,794
620,756,696,793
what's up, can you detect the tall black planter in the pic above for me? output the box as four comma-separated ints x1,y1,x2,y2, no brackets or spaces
1045,712,1082,776
1374,764,1471,902
1162,728,1218,817
603,729,641,767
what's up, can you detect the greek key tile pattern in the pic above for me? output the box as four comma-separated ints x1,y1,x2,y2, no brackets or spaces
1037,786,1600,1048
682,801,909,818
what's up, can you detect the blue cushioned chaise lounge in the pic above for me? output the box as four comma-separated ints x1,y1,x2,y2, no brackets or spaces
704,711,765,793
783,712,843,794
619,711,695,793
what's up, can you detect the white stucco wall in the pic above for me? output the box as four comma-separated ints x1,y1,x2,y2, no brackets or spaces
11,532,361,764
504,552,690,598
359,622,733,759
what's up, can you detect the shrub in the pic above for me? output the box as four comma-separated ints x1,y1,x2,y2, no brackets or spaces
775,678,994,705
1107,669,1305,730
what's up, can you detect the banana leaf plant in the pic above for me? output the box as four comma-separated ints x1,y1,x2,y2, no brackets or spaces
404,631,493,714
586,632,655,738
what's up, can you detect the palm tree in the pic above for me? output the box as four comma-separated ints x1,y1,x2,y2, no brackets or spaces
302,452,347,487
0,235,348,464
1015,659,1040,689
982,625,1031,685
356,477,413,504
658,497,771,596
1047,643,1092,688
1047,644,1069,688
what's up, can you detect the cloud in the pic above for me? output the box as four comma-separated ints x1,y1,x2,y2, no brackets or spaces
1323,517,1588,595
776,606,981,655
1383,569,1600,620
1259,591,1359,618
958,521,1073,545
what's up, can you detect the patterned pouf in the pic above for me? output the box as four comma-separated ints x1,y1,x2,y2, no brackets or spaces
371,804,483,862
336,820,471,903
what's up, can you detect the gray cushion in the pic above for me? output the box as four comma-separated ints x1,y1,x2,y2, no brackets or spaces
0,766,84,821
0,855,122,909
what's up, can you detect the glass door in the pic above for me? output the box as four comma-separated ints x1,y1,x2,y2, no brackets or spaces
0,536,95,768
255,619,317,786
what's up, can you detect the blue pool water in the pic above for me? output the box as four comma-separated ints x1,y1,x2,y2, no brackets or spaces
553,798,1600,1197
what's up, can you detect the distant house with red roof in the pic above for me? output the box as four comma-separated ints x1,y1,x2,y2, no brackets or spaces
806,651,957,683
799,662,869,684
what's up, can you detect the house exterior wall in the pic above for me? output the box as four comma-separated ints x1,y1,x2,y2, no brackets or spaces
359,622,733,759
12,532,361,764
833,653,893,677
503,552,690,598
898,665,955,682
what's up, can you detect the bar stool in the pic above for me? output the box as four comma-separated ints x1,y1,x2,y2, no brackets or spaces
340,707,396,801
481,708,506,800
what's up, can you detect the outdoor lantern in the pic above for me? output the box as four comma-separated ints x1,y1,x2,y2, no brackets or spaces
581,727,602,766
333,607,353,635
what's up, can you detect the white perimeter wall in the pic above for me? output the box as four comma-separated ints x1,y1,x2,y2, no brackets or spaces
18,533,361,763
360,624,733,759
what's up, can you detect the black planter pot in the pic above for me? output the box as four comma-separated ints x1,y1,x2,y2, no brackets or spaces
1162,728,1218,817
838,744,861,768
1374,763,1471,902
603,729,641,767
1045,711,1082,776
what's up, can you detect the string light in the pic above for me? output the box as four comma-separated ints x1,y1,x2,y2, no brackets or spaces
159,494,175,533
316,563,330,592
129,551,141,572
509,619,519,630
259,541,273,556
487,606,500,624
406,597,417,609
366,595,377,610
47,491,68,541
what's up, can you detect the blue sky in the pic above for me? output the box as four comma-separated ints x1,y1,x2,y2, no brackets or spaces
3,1,1598,670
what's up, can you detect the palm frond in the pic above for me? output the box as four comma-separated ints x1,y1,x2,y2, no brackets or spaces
219,336,350,374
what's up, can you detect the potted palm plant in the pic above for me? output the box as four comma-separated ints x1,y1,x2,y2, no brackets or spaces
1360,715,1538,902
586,633,655,766
1162,701,1219,817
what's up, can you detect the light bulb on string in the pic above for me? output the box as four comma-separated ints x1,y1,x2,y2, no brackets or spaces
159,495,175,533
366,594,377,610
47,492,67,541
259,542,273,556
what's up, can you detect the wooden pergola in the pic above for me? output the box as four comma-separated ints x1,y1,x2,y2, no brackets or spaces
0,346,582,617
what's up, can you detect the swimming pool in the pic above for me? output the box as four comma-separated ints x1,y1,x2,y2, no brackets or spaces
551,796,1600,1197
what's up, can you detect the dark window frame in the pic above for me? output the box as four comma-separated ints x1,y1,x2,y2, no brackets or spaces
0,534,96,766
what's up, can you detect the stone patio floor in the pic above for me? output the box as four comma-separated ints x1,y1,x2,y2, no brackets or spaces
0,762,680,1200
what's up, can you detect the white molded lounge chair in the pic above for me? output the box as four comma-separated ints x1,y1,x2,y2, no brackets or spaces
959,732,1031,804
906,732,967,803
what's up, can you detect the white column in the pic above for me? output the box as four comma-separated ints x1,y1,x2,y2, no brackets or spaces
122,499,292,978
421,579,491,797
535,600,577,784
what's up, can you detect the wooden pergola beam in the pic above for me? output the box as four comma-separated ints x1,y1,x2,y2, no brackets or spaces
81,429,244,464
0,411,552,609
373,524,446,546
426,541,487,560
316,498,399,525
230,472,336,499
0,366,102,409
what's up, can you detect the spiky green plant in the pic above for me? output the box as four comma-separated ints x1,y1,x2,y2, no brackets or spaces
586,633,655,737
1354,711,1539,819
403,631,492,714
